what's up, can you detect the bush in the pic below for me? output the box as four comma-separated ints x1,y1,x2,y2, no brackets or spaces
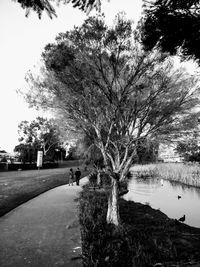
0,157,7,163
78,185,132,267
88,171,111,188
101,172,111,187
88,172,98,185
0,162,8,171
42,162,59,169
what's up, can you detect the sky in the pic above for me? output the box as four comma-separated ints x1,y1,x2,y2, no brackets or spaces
0,0,143,152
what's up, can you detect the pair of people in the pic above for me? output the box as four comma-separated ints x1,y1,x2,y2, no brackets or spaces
68,167,81,186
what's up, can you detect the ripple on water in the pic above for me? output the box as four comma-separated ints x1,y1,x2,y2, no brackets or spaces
124,178,200,228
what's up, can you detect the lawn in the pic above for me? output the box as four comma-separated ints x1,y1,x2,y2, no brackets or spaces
0,162,89,217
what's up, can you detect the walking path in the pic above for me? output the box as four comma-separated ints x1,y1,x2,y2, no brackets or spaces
0,177,88,267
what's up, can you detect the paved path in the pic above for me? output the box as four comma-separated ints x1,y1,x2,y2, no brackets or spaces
0,178,88,267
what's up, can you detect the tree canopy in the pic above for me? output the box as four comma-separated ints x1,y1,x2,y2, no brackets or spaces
176,123,200,162
14,117,64,162
141,0,200,61
24,14,200,224
14,0,104,18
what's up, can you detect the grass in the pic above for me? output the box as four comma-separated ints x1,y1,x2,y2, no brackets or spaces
79,181,200,266
79,185,132,267
0,163,89,217
131,162,200,187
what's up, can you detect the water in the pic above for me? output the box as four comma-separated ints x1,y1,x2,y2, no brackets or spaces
124,177,200,228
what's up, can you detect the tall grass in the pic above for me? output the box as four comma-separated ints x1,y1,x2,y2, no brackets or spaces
131,163,200,187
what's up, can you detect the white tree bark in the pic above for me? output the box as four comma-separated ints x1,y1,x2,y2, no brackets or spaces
106,177,120,226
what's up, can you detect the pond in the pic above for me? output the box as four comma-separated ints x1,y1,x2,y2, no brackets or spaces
123,176,200,228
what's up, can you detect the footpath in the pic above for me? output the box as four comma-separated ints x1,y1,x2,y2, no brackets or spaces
0,177,88,267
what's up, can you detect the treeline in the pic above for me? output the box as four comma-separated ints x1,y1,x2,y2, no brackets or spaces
14,117,66,163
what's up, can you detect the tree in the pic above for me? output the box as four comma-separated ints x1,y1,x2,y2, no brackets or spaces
14,0,105,18
73,134,105,184
176,140,200,162
0,149,7,153
136,137,159,163
14,143,34,163
141,0,200,61
176,128,200,162
24,14,200,225
15,117,63,162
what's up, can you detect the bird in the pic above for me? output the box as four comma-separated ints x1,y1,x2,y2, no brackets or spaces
178,215,185,222
178,195,181,199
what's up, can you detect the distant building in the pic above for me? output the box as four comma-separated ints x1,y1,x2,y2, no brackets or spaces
158,143,184,163
0,150,19,162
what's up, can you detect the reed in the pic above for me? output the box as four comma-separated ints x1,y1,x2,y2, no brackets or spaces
131,162,200,187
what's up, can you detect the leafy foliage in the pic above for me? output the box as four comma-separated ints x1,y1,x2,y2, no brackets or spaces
136,137,159,163
14,0,56,18
14,143,35,163
26,14,200,179
176,136,200,162
13,0,104,18
24,14,200,225
141,0,200,61
14,117,64,162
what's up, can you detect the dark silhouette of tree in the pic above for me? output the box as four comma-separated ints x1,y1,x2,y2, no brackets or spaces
24,14,200,225
141,0,200,61
14,117,63,162
14,143,35,163
0,149,7,153
13,0,104,18
136,137,159,163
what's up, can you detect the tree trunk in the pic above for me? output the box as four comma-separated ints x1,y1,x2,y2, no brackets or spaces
97,170,101,186
106,178,120,226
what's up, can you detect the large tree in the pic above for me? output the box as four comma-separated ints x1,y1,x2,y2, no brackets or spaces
141,0,200,61
24,14,200,225
14,117,63,162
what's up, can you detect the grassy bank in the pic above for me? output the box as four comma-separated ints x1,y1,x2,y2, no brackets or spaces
79,182,200,266
0,164,88,217
131,163,200,187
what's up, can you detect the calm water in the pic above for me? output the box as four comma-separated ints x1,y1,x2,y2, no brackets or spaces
124,177,200,228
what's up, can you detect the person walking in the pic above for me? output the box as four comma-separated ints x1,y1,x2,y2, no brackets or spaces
75,167,81,186
68,168,74,186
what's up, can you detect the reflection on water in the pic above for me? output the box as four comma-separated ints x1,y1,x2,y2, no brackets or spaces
124,176,200,228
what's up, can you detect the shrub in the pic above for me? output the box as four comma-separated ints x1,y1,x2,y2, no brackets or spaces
101,172,111,187
0,157,7,163
88,171,111,188
88,172,97,186
0,162,8,171
78,187,132,267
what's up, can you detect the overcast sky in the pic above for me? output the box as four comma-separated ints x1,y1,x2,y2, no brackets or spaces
0,0,143,152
